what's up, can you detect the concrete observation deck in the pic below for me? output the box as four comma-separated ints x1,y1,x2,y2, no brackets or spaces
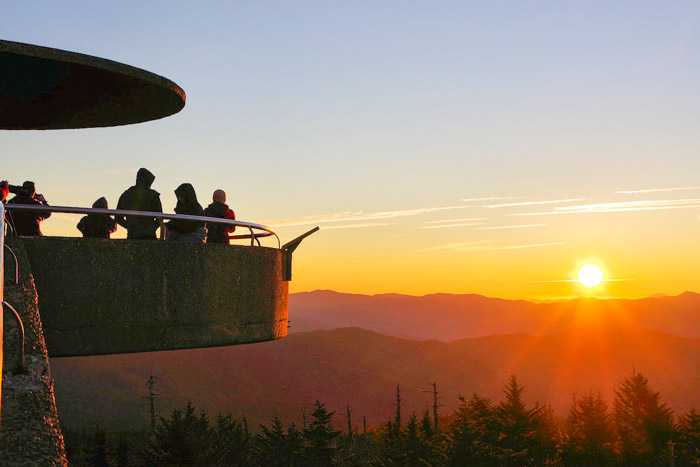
19,236,289,357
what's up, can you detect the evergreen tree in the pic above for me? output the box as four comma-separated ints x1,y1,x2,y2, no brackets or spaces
405,413,421,465
563,391,614,465
494,374,543,465
114,432,131,467
85,425,110,467
141,402,210,466
256,416,286,464
255,417,303,467
421,409,434,440
373,420,407,465
207,412,252,466
447,393,499,466
285,423,305,465
302,401,342,466
675,408,700,466
531,403,561,465
400,411,440,466
340,426,374,466
62,426,89,466
81,424,121,467
613,371,675,465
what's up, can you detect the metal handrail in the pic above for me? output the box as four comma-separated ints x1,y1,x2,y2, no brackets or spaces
2,301,25,374
5,204,281,248
4,245,18,284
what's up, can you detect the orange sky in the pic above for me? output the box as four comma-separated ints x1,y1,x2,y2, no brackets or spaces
278,196,700,300
7,2,700,301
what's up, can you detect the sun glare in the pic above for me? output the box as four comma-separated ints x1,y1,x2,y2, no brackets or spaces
578,263,604,288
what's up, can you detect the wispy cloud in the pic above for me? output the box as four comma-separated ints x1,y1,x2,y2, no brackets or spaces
475,242,565,251
462,196,514,203
267,205,475,227
529,278,635,283
616,186,700,194
323,222,394,230
512,199,700,216
418,222,486,229
422,218,486,224
484,198,588,208
423,240,564,252
477,224,547,230
422,240,498,252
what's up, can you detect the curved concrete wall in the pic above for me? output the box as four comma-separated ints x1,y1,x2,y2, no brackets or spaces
18,237,288,357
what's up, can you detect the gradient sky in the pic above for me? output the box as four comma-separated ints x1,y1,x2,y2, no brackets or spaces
3,1,700,299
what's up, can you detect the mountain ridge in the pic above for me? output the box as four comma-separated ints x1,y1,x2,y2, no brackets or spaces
289,289,700,341
52,325,700,431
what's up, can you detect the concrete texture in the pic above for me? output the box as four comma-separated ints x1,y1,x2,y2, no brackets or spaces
18,237,289,357
1,238,67,466
0,39,185,129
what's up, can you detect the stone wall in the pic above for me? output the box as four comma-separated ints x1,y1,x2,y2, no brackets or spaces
1,237,67,466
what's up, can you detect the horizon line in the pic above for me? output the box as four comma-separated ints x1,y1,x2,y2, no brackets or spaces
289,288,698,302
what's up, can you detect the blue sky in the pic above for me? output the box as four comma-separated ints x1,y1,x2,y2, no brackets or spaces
4,1,700,297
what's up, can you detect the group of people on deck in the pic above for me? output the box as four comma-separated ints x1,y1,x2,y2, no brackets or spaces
1,168,237,244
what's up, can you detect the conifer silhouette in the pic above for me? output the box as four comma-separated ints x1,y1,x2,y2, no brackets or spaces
613,371,674,465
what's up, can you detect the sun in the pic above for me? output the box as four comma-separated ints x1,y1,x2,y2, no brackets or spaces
578,263,604,287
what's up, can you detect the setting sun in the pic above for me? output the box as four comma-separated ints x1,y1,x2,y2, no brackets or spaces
578,263,604,288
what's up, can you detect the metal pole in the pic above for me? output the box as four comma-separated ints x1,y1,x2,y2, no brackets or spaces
0,202,5,427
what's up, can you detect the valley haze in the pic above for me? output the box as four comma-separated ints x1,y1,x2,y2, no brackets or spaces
51,290,700,431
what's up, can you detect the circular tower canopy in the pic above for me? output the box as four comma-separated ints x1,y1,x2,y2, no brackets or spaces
0,39,185,129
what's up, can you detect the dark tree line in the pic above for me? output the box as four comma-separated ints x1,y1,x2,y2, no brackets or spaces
64,371,700,466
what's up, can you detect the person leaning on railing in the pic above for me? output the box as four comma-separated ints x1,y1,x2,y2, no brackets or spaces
77,197,118,239
7,181,51,236
165,183,207,243
115,168,163,240
204,189,236,244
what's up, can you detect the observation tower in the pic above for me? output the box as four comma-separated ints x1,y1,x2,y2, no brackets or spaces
0,39,315,465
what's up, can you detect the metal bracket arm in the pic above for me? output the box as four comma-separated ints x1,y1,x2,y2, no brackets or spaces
281,226,319,281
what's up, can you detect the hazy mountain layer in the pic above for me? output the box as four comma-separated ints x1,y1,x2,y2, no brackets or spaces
52,326,699,431
289,290,700,340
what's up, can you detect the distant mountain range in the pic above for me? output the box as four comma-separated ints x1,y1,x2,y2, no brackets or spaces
289,290,700,340
51,290,700,432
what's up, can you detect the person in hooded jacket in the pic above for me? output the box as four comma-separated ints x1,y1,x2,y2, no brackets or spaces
165,183,207,243
115,168,163,239
7,181,51,236
77,197,118,239
203,189,236,244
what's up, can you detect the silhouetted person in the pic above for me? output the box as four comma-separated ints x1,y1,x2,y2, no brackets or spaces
7,181,51,236
204,189,236,244
115,168,163,239
165,183,206,243
77,197,117,239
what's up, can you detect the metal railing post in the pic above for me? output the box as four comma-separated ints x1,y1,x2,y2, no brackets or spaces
1,202,5,427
